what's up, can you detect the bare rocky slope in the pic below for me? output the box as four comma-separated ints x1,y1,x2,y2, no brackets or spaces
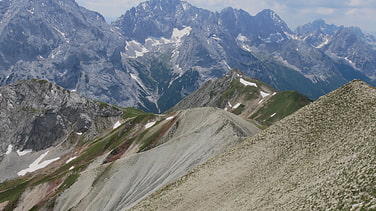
133,80,376,210
0,79,123,182
52,107,260,211
0,105,260,210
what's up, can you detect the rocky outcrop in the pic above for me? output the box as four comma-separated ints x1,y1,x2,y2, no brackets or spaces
133,80,376,210
0,79,122,162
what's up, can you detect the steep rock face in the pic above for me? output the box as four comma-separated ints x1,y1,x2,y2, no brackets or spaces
132,80,376,210
0,0,144,108
295,20,376,81
0,79,122,162
324,28,376,80
114,0,376,109
295,19,339,48
112,0,274,112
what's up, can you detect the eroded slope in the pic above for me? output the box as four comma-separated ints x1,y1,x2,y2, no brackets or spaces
133,80,376,210
54,107,260,211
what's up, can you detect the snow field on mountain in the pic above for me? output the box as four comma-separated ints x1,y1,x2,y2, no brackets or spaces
240,78,257,87
17,151,60,176
145,121,157,129
113,121,122,129
5,145,13,155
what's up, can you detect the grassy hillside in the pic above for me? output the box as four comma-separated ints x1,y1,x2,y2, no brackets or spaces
250,91,312,126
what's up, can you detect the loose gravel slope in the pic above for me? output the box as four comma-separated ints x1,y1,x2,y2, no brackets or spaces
54,107,260,211
133,80,376,210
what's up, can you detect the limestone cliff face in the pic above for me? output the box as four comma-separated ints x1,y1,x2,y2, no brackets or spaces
0,79,122,161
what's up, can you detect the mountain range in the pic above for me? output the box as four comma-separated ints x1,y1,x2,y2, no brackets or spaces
0,0,375,113
0,0,375,209
0,77,375,210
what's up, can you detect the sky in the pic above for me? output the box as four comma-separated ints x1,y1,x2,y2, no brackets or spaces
75,0,376,35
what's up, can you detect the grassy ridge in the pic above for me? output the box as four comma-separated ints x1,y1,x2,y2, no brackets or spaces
250,91,312,126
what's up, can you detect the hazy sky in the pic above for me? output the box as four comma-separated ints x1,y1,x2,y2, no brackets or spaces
76,0,376,35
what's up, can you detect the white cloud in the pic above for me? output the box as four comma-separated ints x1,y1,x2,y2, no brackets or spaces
316,7,336,15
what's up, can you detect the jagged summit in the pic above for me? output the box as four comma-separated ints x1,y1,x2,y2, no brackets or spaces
295,19,339,36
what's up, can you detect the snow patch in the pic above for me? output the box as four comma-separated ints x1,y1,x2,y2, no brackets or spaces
271,113,276,117
241,44,252,52
130,73,147,90
6,145,13,155
27,8,35,15
113,121,121,129
285,32,301,40
145,121,157,129
240,78,257,87
316,36,330,48
211,34,221,41
344,57,357,67
237,34,249,42
260,91,270,98
166,116,175,121
69,166,75,171
75,132,83,136
237,34,252,52
223,61,231,70
125,40,149,58
65,156,77,164
233,103,241,109
17,151,60,176
17,149,32,156
182,2,190,11
171,27,192,44
274,55,301,72
259,32,285,43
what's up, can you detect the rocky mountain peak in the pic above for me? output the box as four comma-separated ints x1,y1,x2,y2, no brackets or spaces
0,79,122,162
253,9,292,42
256,9,288,28
112,0,208,42
295,19,339,36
